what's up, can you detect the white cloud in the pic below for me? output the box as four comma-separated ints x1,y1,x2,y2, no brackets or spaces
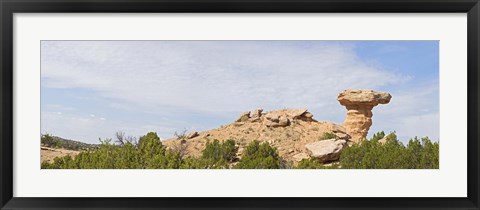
369,81,439,142
41,41,436,142
41,41,408,115
46,104,75,111
42,111,177,143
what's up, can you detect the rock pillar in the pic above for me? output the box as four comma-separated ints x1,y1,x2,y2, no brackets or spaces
337,90,392,143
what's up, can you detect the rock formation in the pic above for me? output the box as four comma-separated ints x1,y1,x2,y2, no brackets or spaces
263,108,315,127
163,108,349,164
235,111,251,122
305,139,347,163
186,131,199,139
337,90,392,143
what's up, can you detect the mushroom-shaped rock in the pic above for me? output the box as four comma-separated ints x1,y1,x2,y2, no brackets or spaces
337,90,392,143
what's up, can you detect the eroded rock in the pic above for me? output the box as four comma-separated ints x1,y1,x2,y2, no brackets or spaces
186,131,199,139
305,139,347,163
235,111,251,122
337,90,391,143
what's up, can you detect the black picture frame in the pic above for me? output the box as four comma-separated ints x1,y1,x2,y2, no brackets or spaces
1,0,479,209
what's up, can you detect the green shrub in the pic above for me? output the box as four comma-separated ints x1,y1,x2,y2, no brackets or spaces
234,141,284,169
319,132,336,140
339,132,439,169
41,131,439,170
200,139,238,168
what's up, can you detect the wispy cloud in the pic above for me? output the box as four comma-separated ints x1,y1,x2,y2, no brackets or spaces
41,41,437,143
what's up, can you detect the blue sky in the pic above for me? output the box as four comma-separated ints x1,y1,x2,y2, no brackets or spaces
41,41,439,144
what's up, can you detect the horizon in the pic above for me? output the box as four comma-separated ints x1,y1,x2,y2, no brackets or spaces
41,40,439,144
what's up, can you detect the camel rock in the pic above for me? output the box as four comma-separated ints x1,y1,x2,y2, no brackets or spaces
337,90,391,143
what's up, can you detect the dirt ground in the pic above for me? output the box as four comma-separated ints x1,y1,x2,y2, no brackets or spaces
41,146,80,163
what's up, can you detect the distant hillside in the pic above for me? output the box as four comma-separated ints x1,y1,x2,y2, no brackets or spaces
41,134,99,151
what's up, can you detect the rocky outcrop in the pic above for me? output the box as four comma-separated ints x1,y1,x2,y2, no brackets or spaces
163,108,349,164
235,111,251,122
186,131,199,139
337,90,392,143
233,108,317,128
251,109,263,118
263,109,315,127
305,139,347,163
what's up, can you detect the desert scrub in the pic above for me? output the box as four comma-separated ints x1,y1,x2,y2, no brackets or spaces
319,132,336,140
41,131,438,169
339,132,439,169
234,140,286,169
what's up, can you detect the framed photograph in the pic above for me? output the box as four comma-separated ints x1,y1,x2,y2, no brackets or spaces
1,0,479,209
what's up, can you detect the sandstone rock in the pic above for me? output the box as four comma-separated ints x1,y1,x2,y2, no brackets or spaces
249,117,261,123
305,139,346,163
279,116,289,126
334,132,349,140
378,133,394,144
285,108,308,118
263,109,315,127
235,111,251,122
338,89,391,106
337,90,391,143
292,153,310,162
186,131,199,139
251,109,263,118
265,112,280,122
234,122,246,126
303,112,313,118
264,112,283,127
331,124,347,133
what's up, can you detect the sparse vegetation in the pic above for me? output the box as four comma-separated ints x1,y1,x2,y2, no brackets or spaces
234,141,285,169
41,131,439,169
296,158,336,169
339,132,439,169
41,134,98,151
319,132,336,140
201,139,238,168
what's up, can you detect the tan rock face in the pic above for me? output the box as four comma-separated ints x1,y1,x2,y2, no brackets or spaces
163,108,348,164
337,90,392,143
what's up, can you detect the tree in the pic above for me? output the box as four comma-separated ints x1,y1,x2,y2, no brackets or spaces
339,132,439,169
234,141,284,169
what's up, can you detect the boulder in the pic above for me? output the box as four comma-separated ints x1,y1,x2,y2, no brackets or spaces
265,112,280,122
305,139,346,163
251,109,263,118
334,132,349,140
285,109,308,118
278,116,290,126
